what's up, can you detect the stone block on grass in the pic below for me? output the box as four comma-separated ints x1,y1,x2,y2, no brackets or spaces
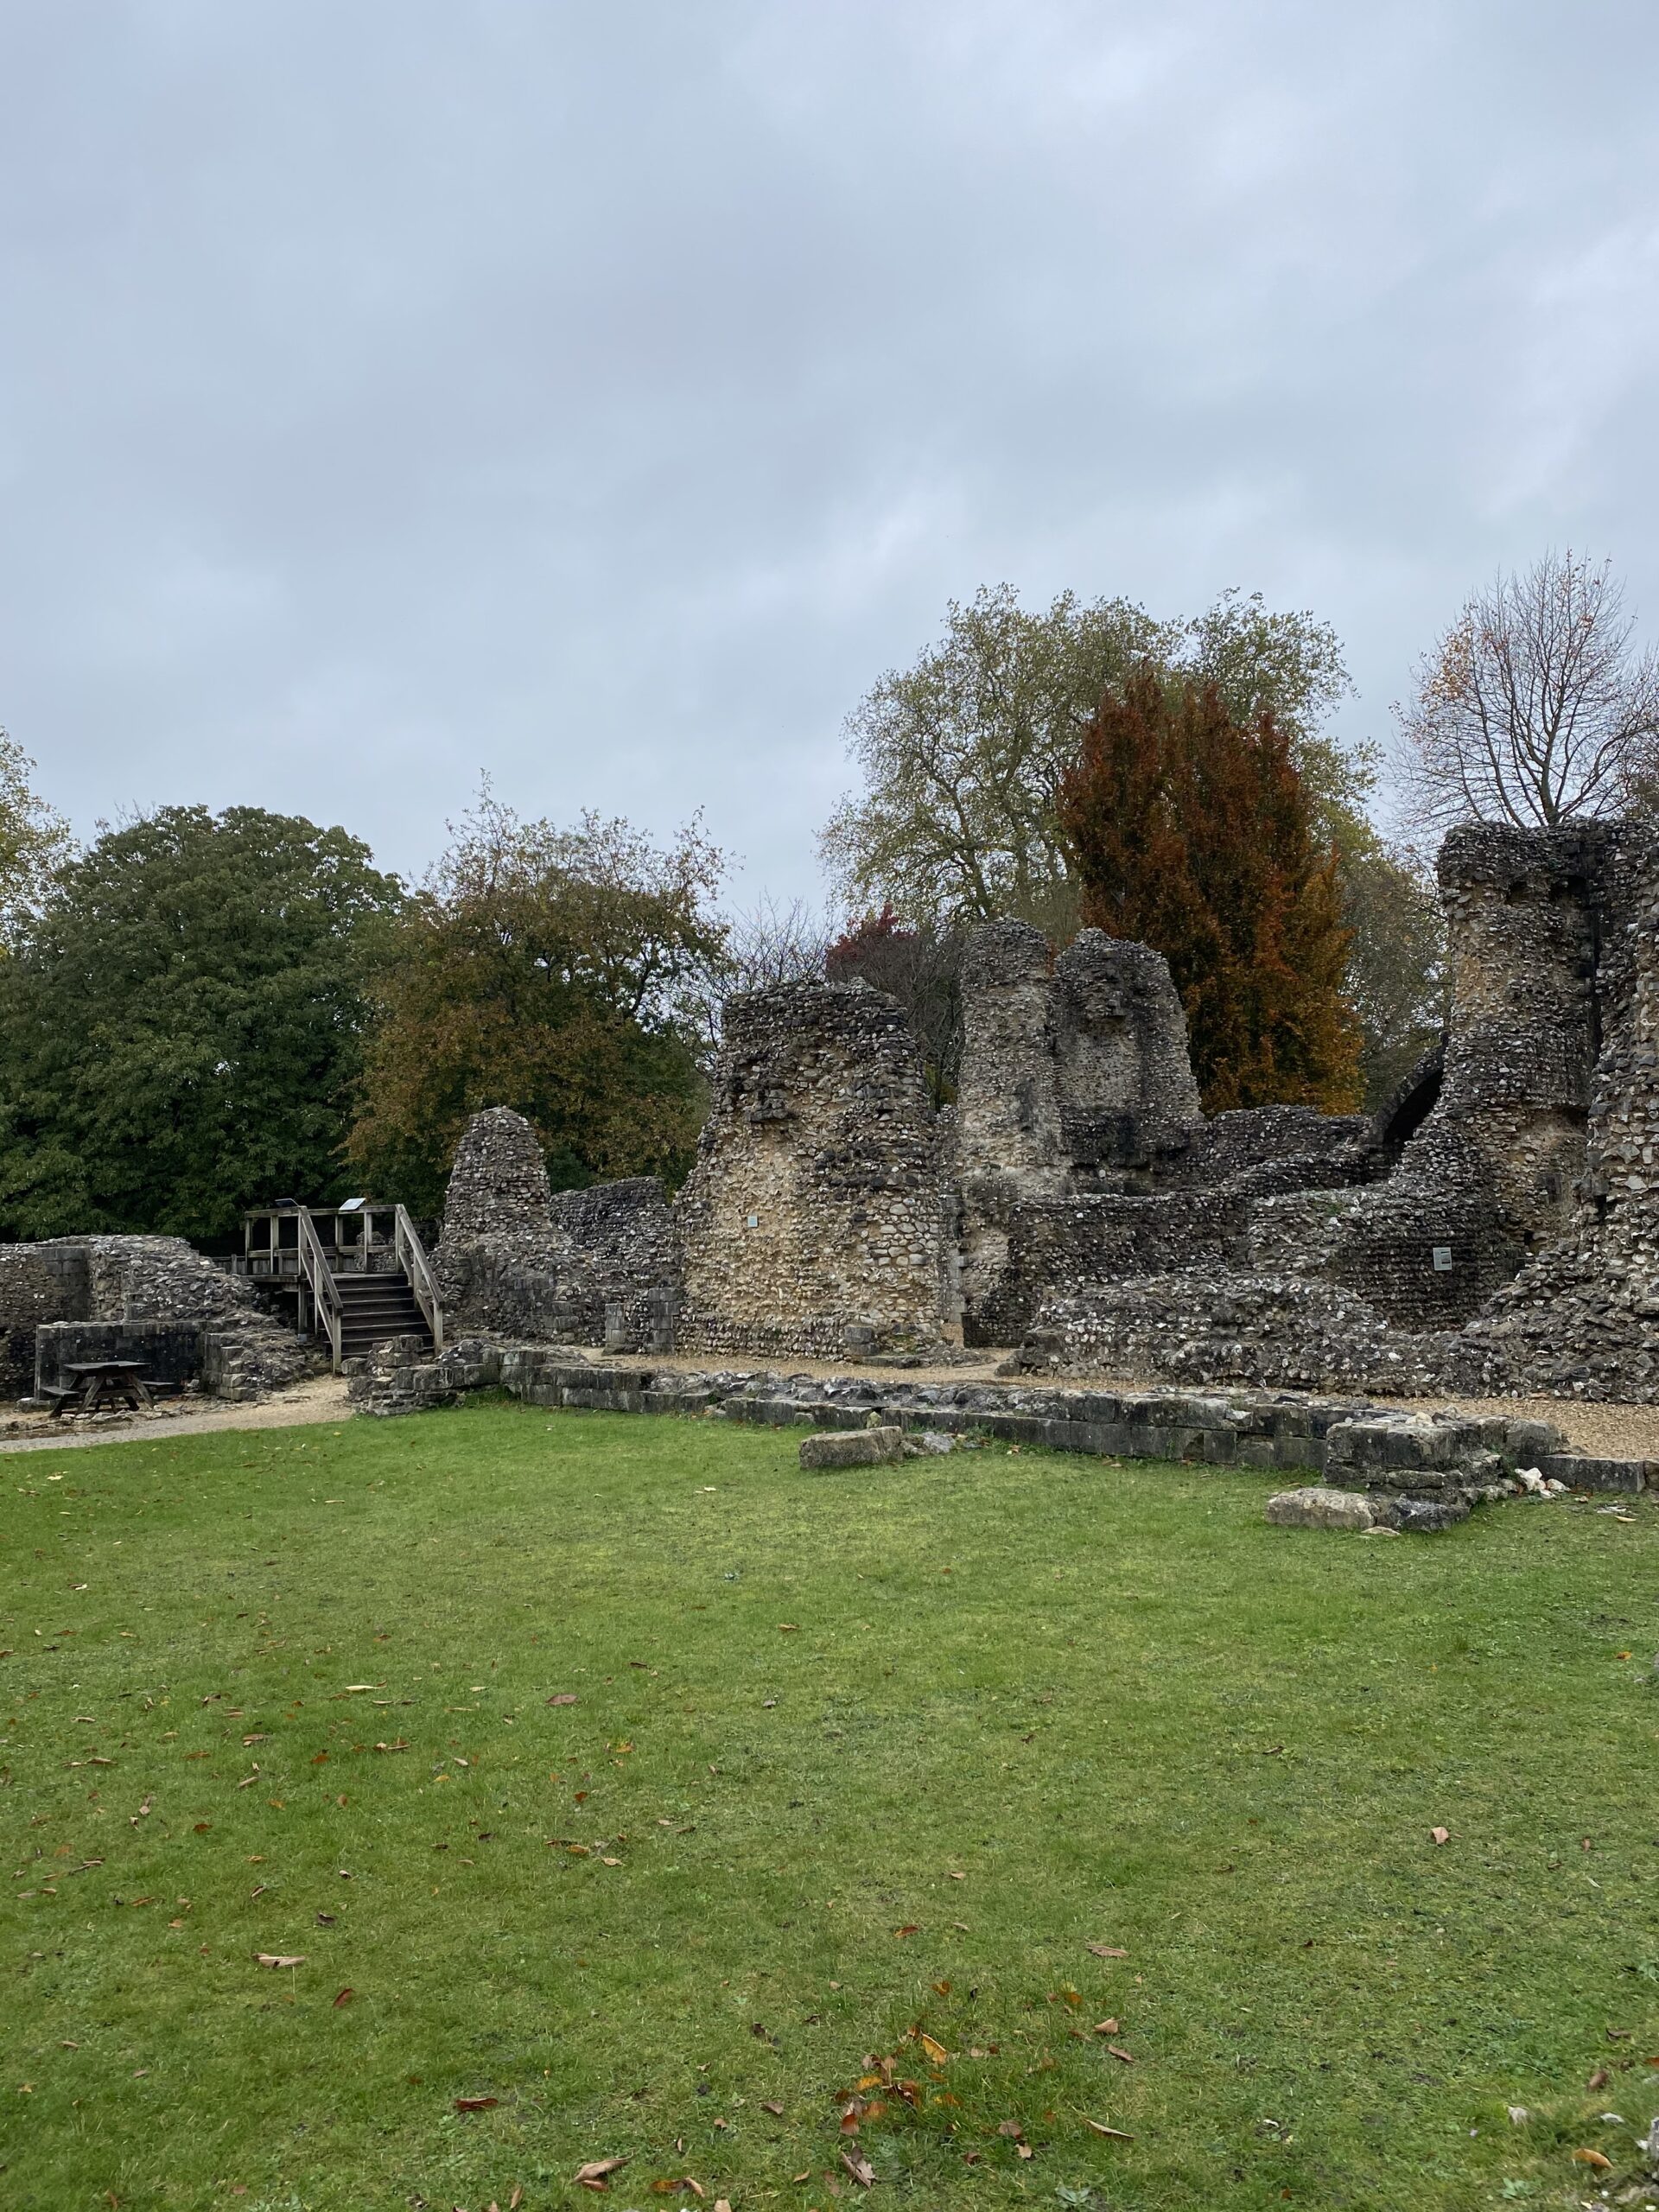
1265,1485,1376,1532
799,1425,906,1471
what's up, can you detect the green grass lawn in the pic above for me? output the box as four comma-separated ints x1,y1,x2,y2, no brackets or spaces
5,1402,1659,2212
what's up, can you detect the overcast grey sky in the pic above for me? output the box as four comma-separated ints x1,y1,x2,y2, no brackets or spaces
3,1,1657,905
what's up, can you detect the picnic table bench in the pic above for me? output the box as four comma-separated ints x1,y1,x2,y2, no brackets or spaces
46,1360,156,1418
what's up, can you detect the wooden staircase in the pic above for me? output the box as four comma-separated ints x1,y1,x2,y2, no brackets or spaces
335,1271,432,1360
296,1204,443,1374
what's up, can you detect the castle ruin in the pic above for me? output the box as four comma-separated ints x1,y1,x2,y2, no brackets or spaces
431,818,1659,1405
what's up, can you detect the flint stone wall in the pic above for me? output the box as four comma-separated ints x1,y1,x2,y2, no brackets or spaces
0,1243,91,1396
1019,1272,1505,1398
1321,823,1618,1326
674,981,948,1358
953,923,1204,1334
1459,825,1659,1396
35,1319,201,1395
438,1130,677,1349
0,1233,304,1401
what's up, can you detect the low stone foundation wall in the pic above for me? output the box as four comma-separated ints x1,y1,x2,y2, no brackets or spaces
35,1319,201,1395
344,1336,1652,1498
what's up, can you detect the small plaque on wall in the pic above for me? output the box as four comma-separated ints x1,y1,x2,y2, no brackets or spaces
1431,1245,1453,1272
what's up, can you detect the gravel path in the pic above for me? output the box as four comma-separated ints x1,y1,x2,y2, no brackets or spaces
0,1374,353,1454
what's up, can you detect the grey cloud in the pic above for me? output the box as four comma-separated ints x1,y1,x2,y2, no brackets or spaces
2,0,1656,896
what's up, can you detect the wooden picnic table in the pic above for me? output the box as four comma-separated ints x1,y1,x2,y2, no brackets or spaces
48,1360,155,1418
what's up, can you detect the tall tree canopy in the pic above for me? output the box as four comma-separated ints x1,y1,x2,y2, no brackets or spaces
0,806,405,1239
347,794,725,1214
0,726,73,935
823,582,1437,1103
1058,670,1362,1114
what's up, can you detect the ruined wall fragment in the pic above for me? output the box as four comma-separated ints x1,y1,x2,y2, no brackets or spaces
436,1107,676,1345
673,980,947,1358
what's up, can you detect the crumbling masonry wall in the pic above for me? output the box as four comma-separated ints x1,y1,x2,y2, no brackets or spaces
674,981,948,1358
0,1233,304,1401
435,1107,677,1346
953,924,1205,1334
1324,823,1619,1327
1459,824,1659,1396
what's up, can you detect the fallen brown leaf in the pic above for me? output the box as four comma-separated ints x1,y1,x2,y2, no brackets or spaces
574,2156,628,2184
892,1923,919,1938
996,2120,1022,2139
454,2095,499,2112
1086,2119,1135,2140
1087,1944,1128,1959
1093,2019,1120,2036
841,2146,875,2186
778,1624,798,1632
1016,2142,1034,2159
1586,2065,1609,2090
334,1988,354,2007
510,2190,524,2211
546,1694,579,1707
1429,1827,1450,1846
254,1953,305,1969
1107,2045,1135,2064
919,2033,949,2063
1573,2147,1613,2170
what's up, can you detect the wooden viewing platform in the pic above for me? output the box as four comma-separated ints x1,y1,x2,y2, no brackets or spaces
233,1202,442,1373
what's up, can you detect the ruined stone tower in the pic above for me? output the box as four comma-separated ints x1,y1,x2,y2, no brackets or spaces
951,920,1202,1329
673,980,949,1358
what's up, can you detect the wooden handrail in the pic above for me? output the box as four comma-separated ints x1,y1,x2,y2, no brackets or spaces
296,1206,344,1372
394,1205,443,1356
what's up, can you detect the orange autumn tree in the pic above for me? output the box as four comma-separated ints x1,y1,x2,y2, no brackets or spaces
1057,666,1362,1112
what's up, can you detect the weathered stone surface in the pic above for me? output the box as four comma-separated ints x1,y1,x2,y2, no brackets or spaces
441,1106,554,1246
674,982,949,1359
799,1425,906,1469
1265,1486,1376,1530
434,1109,678,1350
35,1319,200,1395
952,924,1207,1337
0,1233,305,1402
410,822,1659,1409
1391,1497,1472,1533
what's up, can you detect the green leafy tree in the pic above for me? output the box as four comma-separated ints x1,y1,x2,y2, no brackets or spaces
347,792,726,1213
823,583,1438,1102
0,807,405,1239
821,585,1174,933
0,726,73,935
1058,670,1363,1112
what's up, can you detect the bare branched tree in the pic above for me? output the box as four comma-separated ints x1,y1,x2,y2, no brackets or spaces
721,894,834,995
1395,550,1659,834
